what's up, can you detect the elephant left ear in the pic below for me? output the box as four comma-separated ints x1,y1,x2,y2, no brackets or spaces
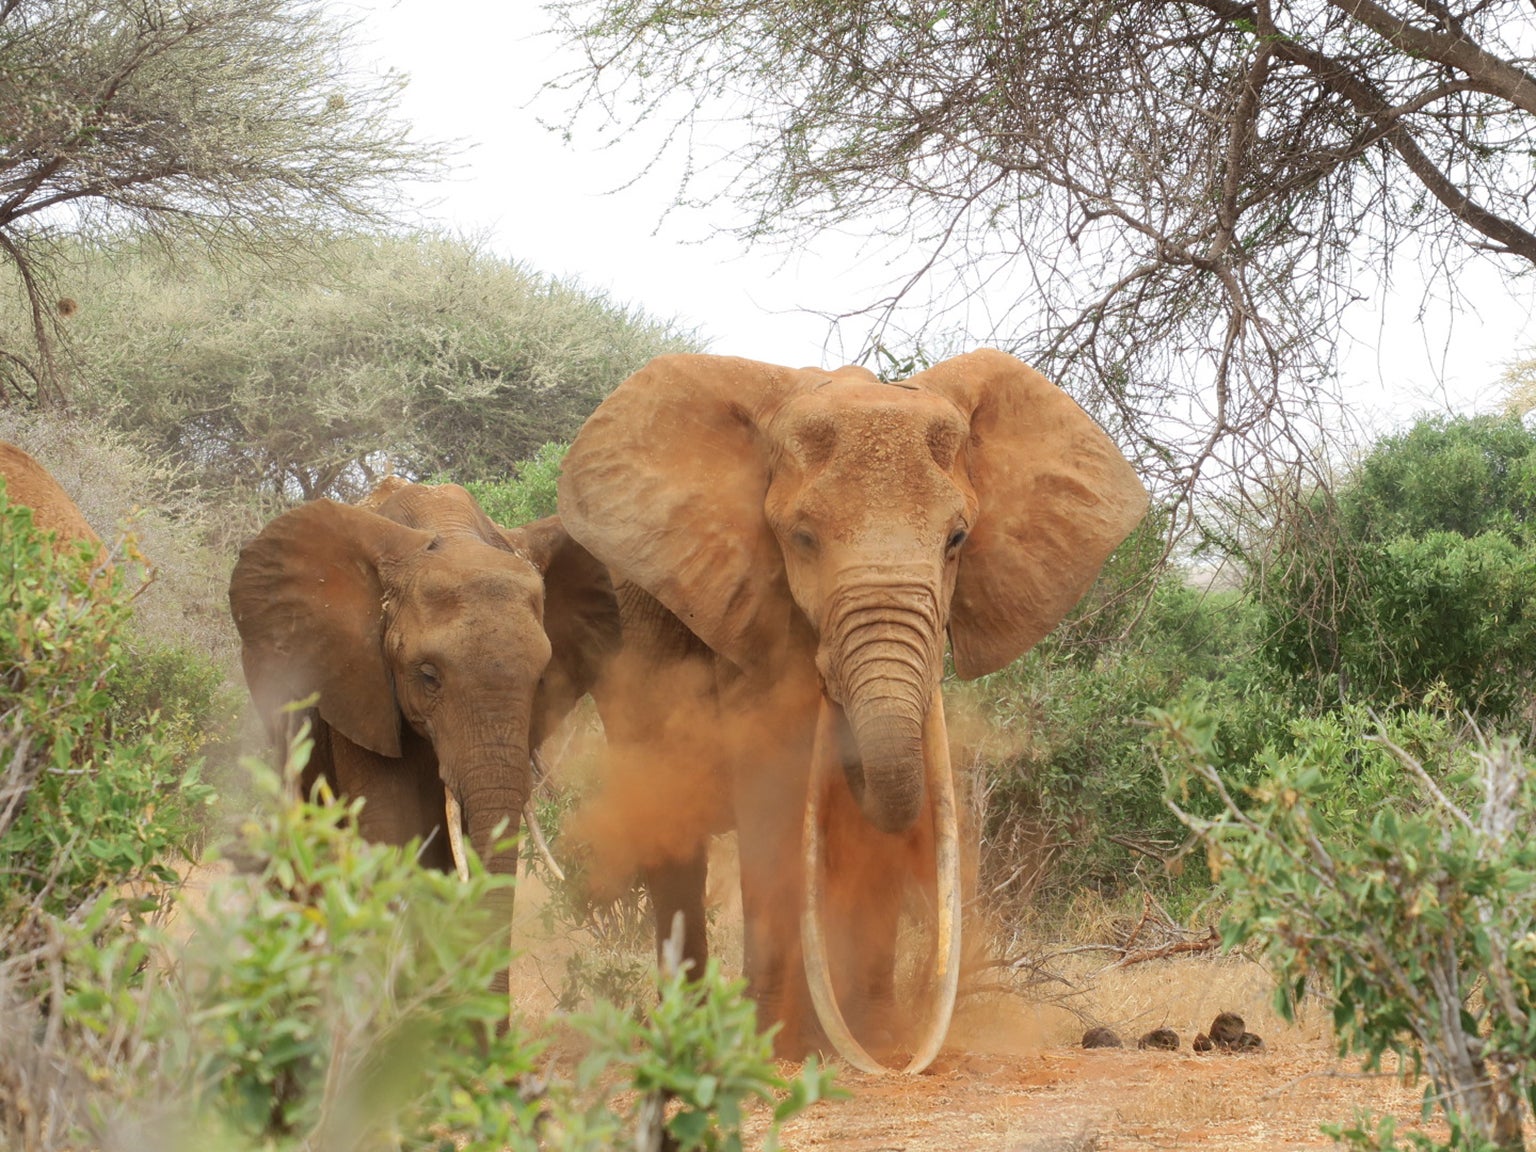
918,349,1150,680
503,516,622,747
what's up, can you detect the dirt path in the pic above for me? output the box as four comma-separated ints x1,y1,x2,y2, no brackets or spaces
771,1033,1426,1151
761,979,1441,1151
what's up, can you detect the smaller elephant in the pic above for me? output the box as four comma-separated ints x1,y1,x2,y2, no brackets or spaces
229,480,618,921
0,442,100,550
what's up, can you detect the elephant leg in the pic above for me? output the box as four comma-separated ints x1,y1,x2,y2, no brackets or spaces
734,755,822,1059
644,845,709,975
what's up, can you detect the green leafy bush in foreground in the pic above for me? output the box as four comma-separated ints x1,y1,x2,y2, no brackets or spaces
0,485,212,920
0,482,831,1151
1157,702,1536,1151
49,751,834,1151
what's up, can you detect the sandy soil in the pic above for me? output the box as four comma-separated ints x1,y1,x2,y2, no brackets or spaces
501,846,1444,1152
763,992,1435,1151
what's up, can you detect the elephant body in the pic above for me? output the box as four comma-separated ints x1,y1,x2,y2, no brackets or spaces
560,350,1148,1066
0,442,100,549
229,480,618,909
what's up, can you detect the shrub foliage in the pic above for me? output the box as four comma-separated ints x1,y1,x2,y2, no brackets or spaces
0,486,211,921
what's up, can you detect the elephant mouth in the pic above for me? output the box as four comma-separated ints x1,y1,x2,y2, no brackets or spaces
800,690,962,1075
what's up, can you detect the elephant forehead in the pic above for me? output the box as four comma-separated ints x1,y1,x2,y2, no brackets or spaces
782,384,964,443
402,560,543,621
775,389,969,498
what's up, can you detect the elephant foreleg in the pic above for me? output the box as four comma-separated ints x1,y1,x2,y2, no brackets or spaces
734,756,820,1059
644,846,709,976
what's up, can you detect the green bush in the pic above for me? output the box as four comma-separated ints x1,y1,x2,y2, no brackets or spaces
1158,703,1536,1150
0,484,212,920
462,440,569,526
574,960,838,1152
1253,414,1536,721
971,560,1284,912
39,746,834,1151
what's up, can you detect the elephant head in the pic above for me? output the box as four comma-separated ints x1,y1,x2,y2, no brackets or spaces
229,483,618,885
559,350,1147,831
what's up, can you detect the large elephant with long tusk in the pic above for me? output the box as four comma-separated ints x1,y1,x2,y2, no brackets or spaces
229,479,619,977
558,349,1148,1073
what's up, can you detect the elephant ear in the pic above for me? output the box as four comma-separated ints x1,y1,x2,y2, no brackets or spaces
504,516,622,746
919,349,1150,680
229,500,435,757
557,354,811,669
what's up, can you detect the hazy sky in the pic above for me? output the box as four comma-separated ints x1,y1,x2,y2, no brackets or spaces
348,1,1536,426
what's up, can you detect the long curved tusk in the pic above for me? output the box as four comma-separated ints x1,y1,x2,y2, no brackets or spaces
904,686,963,1074
522,799,566,884
801,688,963,1075
444,787,470,882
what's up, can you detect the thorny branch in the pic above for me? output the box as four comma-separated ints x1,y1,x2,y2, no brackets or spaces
550,0,1536,535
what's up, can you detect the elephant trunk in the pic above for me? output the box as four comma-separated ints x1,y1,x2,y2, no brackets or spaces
446,729,532,1004
454,738,531,878
827,582,944,835
847,704,926,834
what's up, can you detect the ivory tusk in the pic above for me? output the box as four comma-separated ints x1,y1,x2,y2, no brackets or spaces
444,787,470,882
904,686,963,1075
522,799,566,884
801,688,963,1075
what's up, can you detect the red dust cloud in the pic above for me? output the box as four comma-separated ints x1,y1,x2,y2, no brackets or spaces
559,647,999,1059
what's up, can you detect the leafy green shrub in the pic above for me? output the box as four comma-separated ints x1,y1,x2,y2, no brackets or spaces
50,753,541,1149
0,485,212,920
1157,703,1536,1150
971,567,1282,912
463,440,569,526
574,949,838,1152
36,747,834,1151
1253,415,1536,721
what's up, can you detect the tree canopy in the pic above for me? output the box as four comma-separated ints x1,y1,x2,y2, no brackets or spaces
0,0,436,404
36,233,697,501
549,0,1536,514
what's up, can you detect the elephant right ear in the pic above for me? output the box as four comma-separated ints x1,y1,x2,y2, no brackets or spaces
557,354,810,669
228,500,434,757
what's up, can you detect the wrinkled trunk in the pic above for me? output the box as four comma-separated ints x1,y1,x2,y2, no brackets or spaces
442,719,533,1003
830,589,944,834
805,583,960,1072
848,703,926,833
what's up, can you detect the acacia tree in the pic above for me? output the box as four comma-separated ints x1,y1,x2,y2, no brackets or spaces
548,0,1536,516
46,233,696,502
0,0,436,405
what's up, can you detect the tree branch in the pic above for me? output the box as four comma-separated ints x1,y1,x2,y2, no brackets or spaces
1330,0,1536,115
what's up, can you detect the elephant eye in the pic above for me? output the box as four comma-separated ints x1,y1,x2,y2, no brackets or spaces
946,527,968,553
418,662,442,689
791,527,818,553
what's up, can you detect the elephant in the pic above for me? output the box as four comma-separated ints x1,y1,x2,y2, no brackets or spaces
228,479,619,945
558,348,1147,1073
0,442,101,550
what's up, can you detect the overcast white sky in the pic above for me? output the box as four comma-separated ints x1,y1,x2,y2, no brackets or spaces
348,1,1536,428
